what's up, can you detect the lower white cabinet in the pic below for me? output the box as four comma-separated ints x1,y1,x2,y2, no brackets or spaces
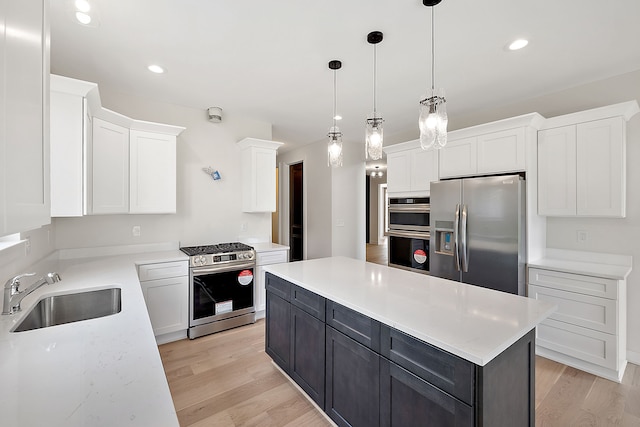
138,260,189,343
528,267,626,382
255,248,289,317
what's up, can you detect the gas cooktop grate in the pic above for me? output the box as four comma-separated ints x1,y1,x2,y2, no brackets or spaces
180,242,254,256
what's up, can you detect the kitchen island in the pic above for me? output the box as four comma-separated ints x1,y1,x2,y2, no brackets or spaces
0,248,186,427
264,257,556,427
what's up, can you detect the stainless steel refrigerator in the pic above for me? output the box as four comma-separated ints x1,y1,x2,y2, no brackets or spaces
429,174,526,295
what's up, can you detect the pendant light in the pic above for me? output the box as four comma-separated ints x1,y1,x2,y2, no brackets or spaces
419,0,448,150
328,60,343,168
365,31,384,160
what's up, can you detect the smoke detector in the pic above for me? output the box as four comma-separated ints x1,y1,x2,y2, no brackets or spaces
207,107,223,123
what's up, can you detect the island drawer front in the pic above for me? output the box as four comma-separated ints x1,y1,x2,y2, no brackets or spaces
265,272,291,301
380,359,473,427
291,285,325,321
536,317,617,370
529,284,616,334
138,261,188,281
380,326,475,406
326,300,381,353
257,250,288,266
529,268,617,299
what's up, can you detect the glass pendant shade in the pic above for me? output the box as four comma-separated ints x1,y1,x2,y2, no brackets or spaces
328,126,343,167
365,116,384,160
419,88,447,150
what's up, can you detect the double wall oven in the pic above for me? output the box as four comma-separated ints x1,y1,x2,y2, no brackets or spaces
388,197,430,274
180,243,256,339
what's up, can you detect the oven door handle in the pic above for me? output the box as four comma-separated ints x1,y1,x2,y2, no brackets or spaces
192,262,255,275
388,204,430,213
387,230,430,239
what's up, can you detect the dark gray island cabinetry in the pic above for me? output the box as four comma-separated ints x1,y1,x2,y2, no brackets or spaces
266,269,541,427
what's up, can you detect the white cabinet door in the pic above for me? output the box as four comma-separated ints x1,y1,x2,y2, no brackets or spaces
141,276,189,336
255,265,266,313
576,117,625,217
410,148,438,193
538,126,577,216
386,151,411,194
130,130,177,214
251,147,277,212
477,128,526,174
1,0,49,235
50,91,84,217
438,137,477,179
91,118,130,214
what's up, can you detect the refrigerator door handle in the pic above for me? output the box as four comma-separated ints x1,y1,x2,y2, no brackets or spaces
454,204,461,271
461,204,469,272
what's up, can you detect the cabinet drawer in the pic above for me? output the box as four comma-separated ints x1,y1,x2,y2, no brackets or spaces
138,261,188,281
381,326,474,406
257,250,288,265
292,285,325,321
326,300,381,353
265,272,291,301
529,268,618,299
536,317,618,370
380,359,473,427
529,284,616,334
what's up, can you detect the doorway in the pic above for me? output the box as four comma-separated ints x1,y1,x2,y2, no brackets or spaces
289,162,303,261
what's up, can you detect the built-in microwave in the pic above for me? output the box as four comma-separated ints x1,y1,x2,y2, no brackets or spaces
388,197,430,233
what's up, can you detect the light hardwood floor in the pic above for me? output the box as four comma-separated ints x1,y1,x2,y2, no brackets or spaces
159,321,640,427
366,239,388,266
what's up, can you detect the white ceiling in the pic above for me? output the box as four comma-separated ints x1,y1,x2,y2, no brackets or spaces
50,0,640,156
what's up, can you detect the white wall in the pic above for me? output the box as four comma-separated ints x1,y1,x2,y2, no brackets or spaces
54,86,274,248
0,225,56,289
331,142,366,260
278,140,332,260
452,69,640,360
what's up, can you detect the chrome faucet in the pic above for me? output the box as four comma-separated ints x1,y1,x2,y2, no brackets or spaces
2,272,61,315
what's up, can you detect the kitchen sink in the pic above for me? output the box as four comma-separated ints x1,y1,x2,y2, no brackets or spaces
12,288,122,332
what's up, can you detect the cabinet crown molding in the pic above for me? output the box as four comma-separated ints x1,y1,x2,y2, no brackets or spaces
51,74,97,96
541,100,640,130
237,137,284,151
382,139,421,154
448,112,546,142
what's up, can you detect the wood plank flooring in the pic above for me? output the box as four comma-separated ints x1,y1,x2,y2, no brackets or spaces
366,238,388,266
160,320,640,427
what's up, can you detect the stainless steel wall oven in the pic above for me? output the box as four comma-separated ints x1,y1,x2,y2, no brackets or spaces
388,197,430,274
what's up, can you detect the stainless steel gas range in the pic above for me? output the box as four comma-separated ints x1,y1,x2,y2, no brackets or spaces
180,242,256,339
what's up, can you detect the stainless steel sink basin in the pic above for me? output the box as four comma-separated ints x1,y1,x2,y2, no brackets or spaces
12,288,122,332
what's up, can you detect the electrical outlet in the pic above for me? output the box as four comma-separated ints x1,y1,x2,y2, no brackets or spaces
132,226,141,237
241,222,248,232
577,230,588,243
25,236,31,255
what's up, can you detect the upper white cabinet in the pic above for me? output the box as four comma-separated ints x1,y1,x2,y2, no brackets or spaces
383,140,439,197
130,130,177,214
50,75,97,216
237,138,283,213
1,0,50,235
91,118,130,214
538,102,639,218
50,75,185,216
439,114,541,179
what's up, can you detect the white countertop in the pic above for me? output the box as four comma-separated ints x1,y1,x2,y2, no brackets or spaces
264,257,556,366
249,242,290,253
528,249,632,280
0,249,187,427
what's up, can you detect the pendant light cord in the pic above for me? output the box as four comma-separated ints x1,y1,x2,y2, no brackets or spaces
333,69,337,128
373,43,377,116
431,7,435,91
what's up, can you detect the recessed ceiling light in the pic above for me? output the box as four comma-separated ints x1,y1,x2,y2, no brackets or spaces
75,0,90,13
334,115,342,121
75,12,91,25
147,64,165,74
508,39,529,51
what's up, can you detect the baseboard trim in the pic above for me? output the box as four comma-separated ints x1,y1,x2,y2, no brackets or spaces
628,350,640,365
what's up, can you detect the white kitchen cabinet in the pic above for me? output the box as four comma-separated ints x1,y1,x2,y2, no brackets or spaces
130,130,177,214
138,260,189,344
237,138,284,212
529,266,627,382
1,0,50,236
383,140,438,197
438,136,477,178
254,247,289,317
91,118,130,214
477,127,526,174
538,102,638,217
50,75,97,217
